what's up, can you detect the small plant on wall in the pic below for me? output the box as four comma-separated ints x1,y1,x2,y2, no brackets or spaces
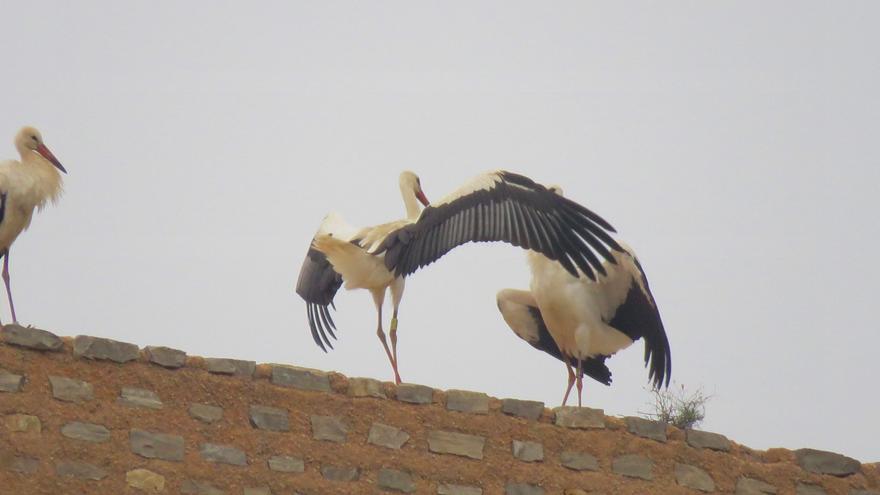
640,382,712,430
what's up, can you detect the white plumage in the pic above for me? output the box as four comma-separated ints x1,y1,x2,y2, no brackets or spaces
0,126,67,324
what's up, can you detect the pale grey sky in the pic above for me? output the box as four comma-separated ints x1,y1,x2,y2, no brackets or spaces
2,2,878,461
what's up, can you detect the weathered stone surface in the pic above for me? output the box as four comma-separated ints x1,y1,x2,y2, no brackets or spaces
501,398,544,420
321,465,359,481
119,387,163,409
625,416,667,442
49,375,93,402
446,389,489,414
145,345,186,368
560,451,599,471
243,488,271,495
0,370,24,392
427,430,485,460
181,480,226,495
850,491,880,495
268,455,304,473
56,460,107,480
311,415,348,443
438,484,483,495
189,403,223,423
126,468,165,493
687,429,731,452
61,422,110,443
205,357,255,377
795,448,861,476
612,454,653,480
378,468,416,493
73,335,139,363
200,443,247,466
270,364,331,392
512,440,543,462
506,483,545,495
348,377,386,398
1,324,63,351
736,477,777,495
797,484,828,495
130,429,185,461
4,413,41,434
249,405,289,431
368,422,410,449
553,406,605,429
675,463,715,492
1,454,39,473
396,383,434,404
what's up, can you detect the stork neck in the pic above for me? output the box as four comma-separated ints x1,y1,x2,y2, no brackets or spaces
401,189,422,220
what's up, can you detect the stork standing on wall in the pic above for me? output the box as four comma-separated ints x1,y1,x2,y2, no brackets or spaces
0,127,67,325
297,170,623,384
496,188,671,407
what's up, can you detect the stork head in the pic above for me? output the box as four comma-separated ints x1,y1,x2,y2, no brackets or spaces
15,126,67,174
548,184,564,196
400,170,429,206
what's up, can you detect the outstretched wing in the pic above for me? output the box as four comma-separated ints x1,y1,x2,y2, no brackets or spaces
374,171,622,280
607,256,672,389
295,246,343,352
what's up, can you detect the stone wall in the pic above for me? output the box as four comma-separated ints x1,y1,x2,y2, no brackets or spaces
1,324,877,495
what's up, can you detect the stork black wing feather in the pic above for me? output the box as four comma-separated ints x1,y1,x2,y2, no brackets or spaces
295,246,344,352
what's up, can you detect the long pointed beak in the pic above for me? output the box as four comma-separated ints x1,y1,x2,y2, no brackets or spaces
416,189,429,206
36,144,67,174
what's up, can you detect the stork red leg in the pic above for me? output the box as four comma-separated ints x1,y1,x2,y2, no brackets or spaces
372,290,401,384
562,359,576,406
1,249,17,324
389,309,400,381
576,359,584,407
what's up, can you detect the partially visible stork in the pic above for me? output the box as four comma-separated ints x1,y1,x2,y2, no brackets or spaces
496,189,671,407
0,126,67,325
297,170,623,384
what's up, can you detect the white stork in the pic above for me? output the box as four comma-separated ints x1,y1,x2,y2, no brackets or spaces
0,126,67,325
496,188,671,407
296,170,623,384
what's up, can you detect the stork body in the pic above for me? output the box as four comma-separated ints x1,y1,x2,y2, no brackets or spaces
498,231,670,406
0,127,66,325
297,170,623,384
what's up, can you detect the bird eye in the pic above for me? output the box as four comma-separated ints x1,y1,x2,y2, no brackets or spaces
31,136,38,142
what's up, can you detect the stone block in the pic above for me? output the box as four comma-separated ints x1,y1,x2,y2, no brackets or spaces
249,405,289,431
73,335,139,363
797,484,827,495
56,460,107,480
205,358,255,377
61,422,110,442
311,415,348,443
243,488,271,495
438,484,483,495
119,387,163,409
200,443,247,466
560,451,599,471
795,448,861,476
396,383,434,404
130,429,185,461
145,346,186,368
49,375,93,402
446,389,489,414
270,364,331,392
553,406,604,429
427,430,485,460
268,455,304,473
687,429,731,451
0,370,24,392
1,324,63,351
625,416,667,442
512,440,543,462
612,454,653,480
4,413,41,434
378,468,416,493
368,422,410,449
506,483,544,495
736,477,777,495
501,398,544,420
1,454,39,473
181,480,226,495
675,463,715,492
126,468,165,493
321,465,359,481
189,403,223,423
348,377,386,398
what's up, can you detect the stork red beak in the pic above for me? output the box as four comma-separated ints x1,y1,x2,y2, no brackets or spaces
36,144,67,174
416,189,429,206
